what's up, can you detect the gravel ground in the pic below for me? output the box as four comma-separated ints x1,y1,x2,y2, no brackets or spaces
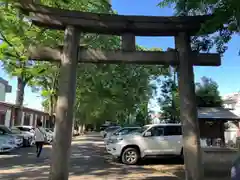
0,133,230,180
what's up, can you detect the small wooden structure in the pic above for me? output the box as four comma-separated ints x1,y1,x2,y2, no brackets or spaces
17,1,221,180
198,107,240,146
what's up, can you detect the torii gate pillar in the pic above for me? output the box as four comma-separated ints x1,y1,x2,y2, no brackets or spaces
50,26,80,179
175,32,203,180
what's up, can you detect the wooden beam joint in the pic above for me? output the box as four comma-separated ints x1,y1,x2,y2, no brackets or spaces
121,33,136,51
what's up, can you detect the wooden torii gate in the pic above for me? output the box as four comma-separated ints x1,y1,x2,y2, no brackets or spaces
18,1,220,180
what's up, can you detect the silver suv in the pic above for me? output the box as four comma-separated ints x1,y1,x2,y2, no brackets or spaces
106,124,183,165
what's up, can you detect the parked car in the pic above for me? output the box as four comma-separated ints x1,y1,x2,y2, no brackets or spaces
0,138,15,153
0,126,23,148
10,127,34,146
102,126,121,138
14,126,35,135
100,123,118,136
104,127,141,143
100,124,110,136
105,123,185,165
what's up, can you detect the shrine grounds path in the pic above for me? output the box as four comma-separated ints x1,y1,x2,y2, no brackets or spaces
0,133,230,180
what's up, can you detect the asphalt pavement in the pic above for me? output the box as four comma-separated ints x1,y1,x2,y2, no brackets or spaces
0,133,228,180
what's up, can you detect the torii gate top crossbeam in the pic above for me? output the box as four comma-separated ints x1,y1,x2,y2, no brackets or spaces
18,2,216,36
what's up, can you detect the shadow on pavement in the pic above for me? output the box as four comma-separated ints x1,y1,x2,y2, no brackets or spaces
0,133,229,180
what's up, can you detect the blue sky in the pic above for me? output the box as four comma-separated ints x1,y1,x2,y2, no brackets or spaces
1,0,240,111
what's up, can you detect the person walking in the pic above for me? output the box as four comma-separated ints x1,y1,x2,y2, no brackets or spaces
34,121,46,158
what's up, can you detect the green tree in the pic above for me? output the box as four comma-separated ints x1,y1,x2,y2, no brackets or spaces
196,76,223,107
158,67,180,122
73,44,167,128
0,1,55,125
74,62,163,127
26,0,114,126
159,75,222,121
158,0,240,54
30,63,59,126
0,0,113,126
135,102,152,126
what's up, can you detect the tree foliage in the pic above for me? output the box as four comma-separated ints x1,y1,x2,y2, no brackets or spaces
158,0,240,54
158,67,180,122
20,0,168,127
195,76,223,107
0,0,115,125
134,102,152,126
159,75,222,120
74,53,167,126
0,0,52,124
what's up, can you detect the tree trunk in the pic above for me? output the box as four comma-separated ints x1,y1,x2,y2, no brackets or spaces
72,116,75,136
172,66,179,121
78,124,86,135
49,26,80,180
48,95,54,128
82,124,86,134
171,67,176,121
78,125,81,134
13,77,26,126
175,32,203,180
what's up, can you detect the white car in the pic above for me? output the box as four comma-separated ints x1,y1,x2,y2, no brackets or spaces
14,126,35,135
106,124,185,165
0,126,23,147
102,126,121,138
0,137,16,152
10,127,34,147
104,127,141,143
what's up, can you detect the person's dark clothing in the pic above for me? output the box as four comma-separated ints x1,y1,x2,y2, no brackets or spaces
36,141,44,158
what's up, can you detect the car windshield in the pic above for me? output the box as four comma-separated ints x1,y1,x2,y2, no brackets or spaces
112,128,122,134
0,126,13,134
133,126,150,134
16,127,33,132
125,128,141,135
114,127,140,135
10,127,22,134
105,127,120,132
100,125,109,131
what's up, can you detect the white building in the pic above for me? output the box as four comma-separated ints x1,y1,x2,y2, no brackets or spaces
223,92,240,115
0,77,12,102
222,92,240,145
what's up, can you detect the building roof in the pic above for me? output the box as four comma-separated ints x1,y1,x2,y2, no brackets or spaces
198,107,240,120
0,101,48,115
0,77,12,93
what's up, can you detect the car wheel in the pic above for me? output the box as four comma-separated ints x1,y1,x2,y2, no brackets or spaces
180,148,184,161
121,147,139,165
23,139,28,147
